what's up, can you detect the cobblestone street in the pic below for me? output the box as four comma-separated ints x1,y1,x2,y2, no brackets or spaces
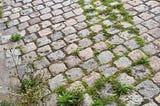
0,0,160,105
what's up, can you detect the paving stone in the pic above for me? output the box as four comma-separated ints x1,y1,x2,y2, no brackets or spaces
40,13,52,20
78,38,92,48
22,51,37,62
133,16,144,24
19,16,30,22
34,68,51,80
64,43,78,54
52,23,65,31
132,65,151,79
43,94,57,106
136,80,159,98
40,7,51,14
120,91,143,106
80,59,98,72
134,4,149,12
75,15,86,22
83,93,93,106
34,57,50,69
47,50,66,61
50,31,63,42
143,102,158,106
90,25,102,33
24,33,38,43
49,74,67,90
68,81,85,91
149,56,160,71
128,49,146,61
21,8,33,15
107,28,120,34
124,39,140,50
6,56,22,68
117,73,136,85
49,62,67,75
148,28,160,38
36,37,51,47
6,49,21,58
18,22,29,30
141,33,154,43
37,45,52,56
7,20,19,27
52,9,63,16
64,56,82,68
22,42,37,53
27,24,40,33
155,94,160,104
93,33,106,42
52,15,65,24
65,68,84,81
100,83,114,98
82,72,100,87
62,26,76,36
150,7,160,14
28,18,41,25
97,51,114,64
142,43,158,55
92,42,107,52
139,12,155,20
51,40,66,50
108,35,124,45
119,31,135,40
64,34,80,43
99,65,118,77
78,48,94,60
64,18,77,26
62,6,72,12
145,1,159,8
38,28,52,37
114,57,132,69
74,22,87,31
153,72,160,86
103,20,113,26
113,45,128,56
63,11,75,19
142,19,159,29
78,29,90,37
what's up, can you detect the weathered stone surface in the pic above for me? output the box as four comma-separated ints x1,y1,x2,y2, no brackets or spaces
65,68,84,80
128,49,146,61
100,83,114,98
64,56,82,68
82,72,100,86
120,92,143,106
49,62,67,75
64,43,78,54
117,73,136,85
131,65,150,79
114,57,132,69
153,72,160,85
149,56,160,71
80,59,98,72
51,40,66,50
49,74,67,90
37,45,52,56
78,48,94,60
136,80,159,98
113,45,128,56
47,50,66,61
83,93,93,106
97,51,114,64
99,65,118,77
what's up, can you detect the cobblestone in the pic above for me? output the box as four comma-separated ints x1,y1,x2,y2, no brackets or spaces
1,0,160,105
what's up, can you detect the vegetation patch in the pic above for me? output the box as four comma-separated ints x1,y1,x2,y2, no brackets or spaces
55,86,84,106
10,33,23,42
